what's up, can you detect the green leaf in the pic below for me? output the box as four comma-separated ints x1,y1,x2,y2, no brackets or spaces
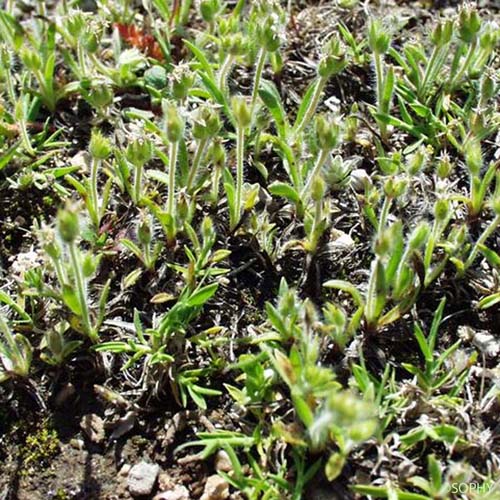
414,323,432,363
198,72,232,125
325,453,346,482
258,79,288,138
293,78,319,132
478,292,500,309
292,393,314,428
268,181,300,204
323,280,364,307
187,283,218,307
62,284,82,316
184,40,214,79
427,454,442,491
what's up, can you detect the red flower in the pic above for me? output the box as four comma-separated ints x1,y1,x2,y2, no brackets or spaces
115,23,164,61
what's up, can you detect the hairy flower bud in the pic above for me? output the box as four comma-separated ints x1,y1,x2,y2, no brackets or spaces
163,102,184,142
458,4,481,44
434,198,450,223
138,213,152,246
409,222,430,250
464,138,482,176
192,105,221,140
127,138,153,167
231,96,252,128
199,0,221,23
318,36,348,77
209,139,226,168
57,208,80,244
316,114,340,151
368,19,391,55
311,174,327,202
431,20,453,47
170,64,194,102
89,129,112,160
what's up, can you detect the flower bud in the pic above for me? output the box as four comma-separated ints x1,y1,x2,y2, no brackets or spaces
315,114,340,151
231,96,252,128
259,17,283,53
57,208,80,244
177,190,189,222
89,129,112,160
318,36,347,77
436,151,453,179
222,33,247,56
383,177,406,198
21,49,41,72
199,0,221,23
431,20,453,47
434,198,450,223
192,105,221,140
201,216,214,241
163,102,184,142
67,12,86,40
406,145,429,175
42,229,61,260
170,64,194,102
84,82,114,110
138,213,152,246
368,19,391,55
82,253,98,278
409,221,430,250
83,31,99,53
209,139,226,168
311,175,327,202
464,138,482,176
480,73,496,103
126,138,153,166
458,5,481,44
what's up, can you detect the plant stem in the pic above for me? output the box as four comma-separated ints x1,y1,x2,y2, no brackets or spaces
186,138,208,193
465,214,500,269
210,165,222,206
420,46,441,100
69,242,95,341
377,195,392,236
450,40,477,89
167,140,179,219
218,55,234,93
77,41,87,77
293,75,328,140
309,199,323,252
234,125,245,228
51,256,67,288
134,163,143,204
373,52,387,139
90,157,100,227
250,48,267,119
143,242,151,269
300,148,330,199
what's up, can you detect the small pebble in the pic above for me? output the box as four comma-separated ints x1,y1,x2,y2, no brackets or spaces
153,485,190,500
215,451,232,473
127,462,160,497
200,475,229,500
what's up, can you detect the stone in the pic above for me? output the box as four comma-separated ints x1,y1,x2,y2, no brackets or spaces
214,451,232,473
80,414,105,443
153,485,190,500
127,462,160,497
200,475,229,500
350,168,372,192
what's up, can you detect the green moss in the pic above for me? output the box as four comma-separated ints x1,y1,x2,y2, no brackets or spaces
53,488,69,500
21,424,60,469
